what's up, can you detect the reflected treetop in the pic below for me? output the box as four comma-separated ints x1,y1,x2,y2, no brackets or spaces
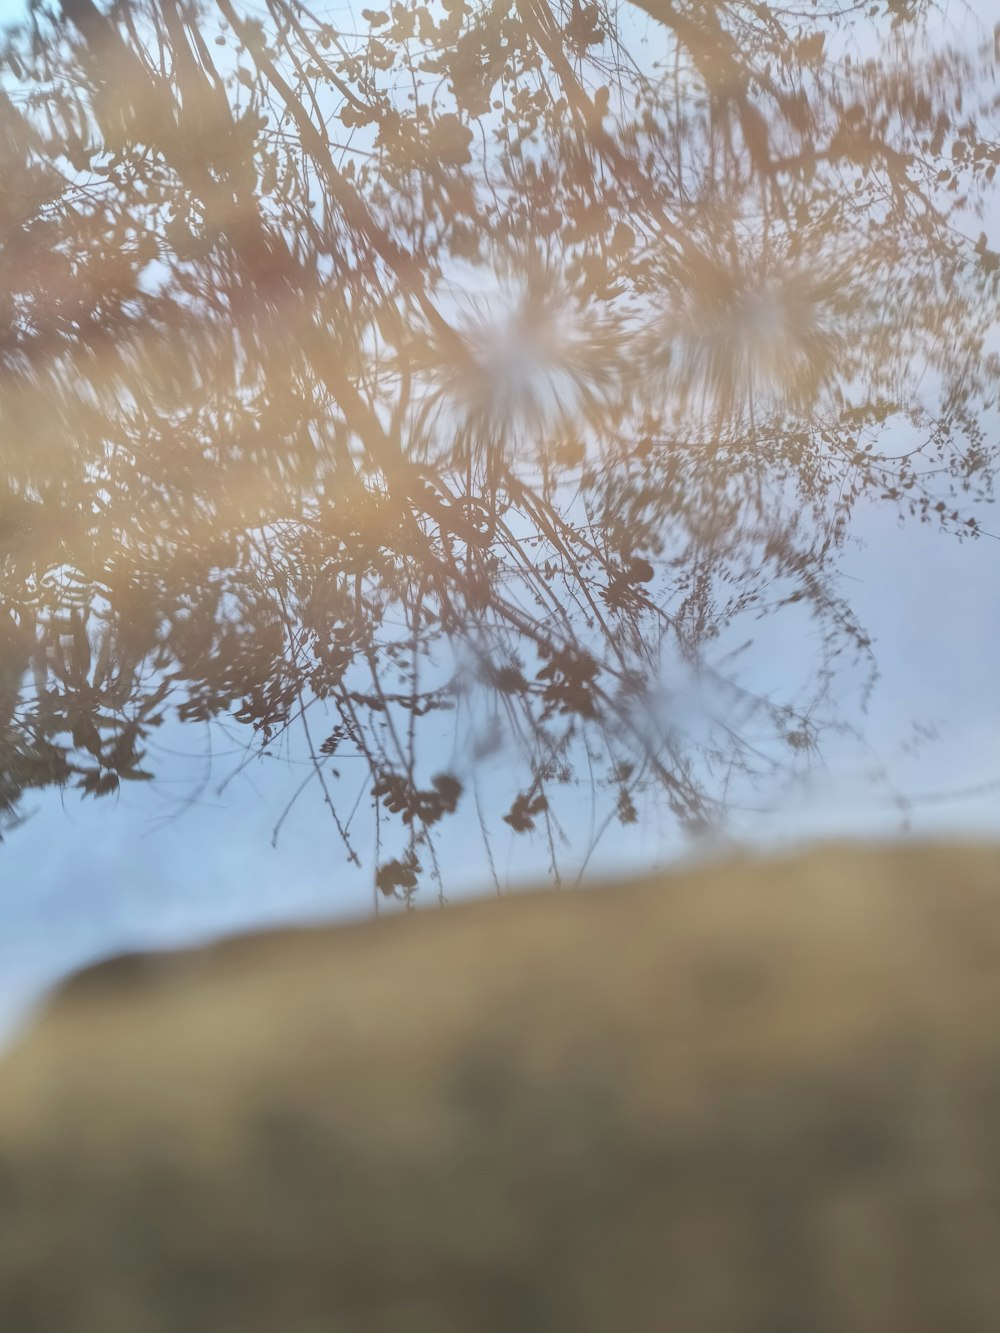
0,0,997,895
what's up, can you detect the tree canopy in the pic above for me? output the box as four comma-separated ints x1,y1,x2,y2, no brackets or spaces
0,0,997,895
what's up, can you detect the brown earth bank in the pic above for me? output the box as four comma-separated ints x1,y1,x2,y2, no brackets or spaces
2,840,1000,1331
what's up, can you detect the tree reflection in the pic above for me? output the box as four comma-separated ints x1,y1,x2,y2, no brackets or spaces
0,0,996,894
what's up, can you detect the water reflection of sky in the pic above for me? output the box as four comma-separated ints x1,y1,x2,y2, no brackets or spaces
2,487,996,1044
0,0,998,1043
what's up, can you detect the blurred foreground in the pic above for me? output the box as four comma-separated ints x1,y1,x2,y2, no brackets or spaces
2,841,1000,1330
